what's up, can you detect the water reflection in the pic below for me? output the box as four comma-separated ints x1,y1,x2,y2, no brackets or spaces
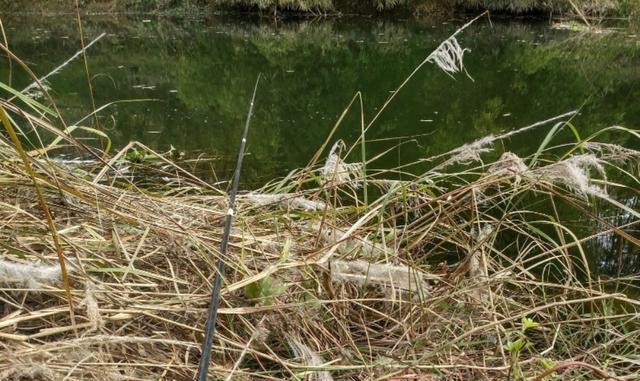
592,195,640,277
1,15,638,185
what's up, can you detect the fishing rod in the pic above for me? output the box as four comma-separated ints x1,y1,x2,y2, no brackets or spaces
196,74,262,381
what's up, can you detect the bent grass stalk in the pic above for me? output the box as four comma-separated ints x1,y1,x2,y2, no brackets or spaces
0,17,12,87
346,11,489,157
74,0,100,133
0,105,76,330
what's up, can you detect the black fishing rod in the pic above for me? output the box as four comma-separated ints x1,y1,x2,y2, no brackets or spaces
196,74,262,381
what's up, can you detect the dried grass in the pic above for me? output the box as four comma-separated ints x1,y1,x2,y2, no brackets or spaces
1,13,639,380
1,112,637,379
286,335,334,381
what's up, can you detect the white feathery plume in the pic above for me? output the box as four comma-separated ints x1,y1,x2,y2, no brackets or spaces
439,135,496,169
244,193,326,211
536,154,607,198
321,140,362,186
489,152,528,180
535,154,640,220
423,111,578,167
583,142,640,164
0,259,63,288
427,36,473,80
330,259,432,294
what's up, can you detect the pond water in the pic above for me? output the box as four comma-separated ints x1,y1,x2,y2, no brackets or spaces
1,14,639,276
1,15,639,185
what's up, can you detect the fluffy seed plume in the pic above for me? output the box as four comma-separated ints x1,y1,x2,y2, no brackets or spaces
440,135,496,168
489,151,528,180
427,36,473,80
536,154,607,198
244,192,326,211
0,259,63,288
330,259,431,293
322,140,362,186
583,142,640,164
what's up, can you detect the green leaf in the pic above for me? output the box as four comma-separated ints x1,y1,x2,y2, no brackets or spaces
126,147,147,163
521,316,539,331
539,358,557,370
279,238,291,262
244,275,285,305
504,338,526,353
0,81,57,117
530,120,582,167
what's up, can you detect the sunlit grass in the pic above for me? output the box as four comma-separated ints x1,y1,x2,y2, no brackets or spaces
0,13,638,381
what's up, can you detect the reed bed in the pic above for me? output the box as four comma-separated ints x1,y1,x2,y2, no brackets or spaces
1,101,639,380
1,16,640,381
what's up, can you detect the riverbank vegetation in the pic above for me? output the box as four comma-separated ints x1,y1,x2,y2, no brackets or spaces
1,14,639,380
1,0,639,18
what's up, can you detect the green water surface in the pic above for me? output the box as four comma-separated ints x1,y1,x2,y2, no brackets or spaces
1,15,638,182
